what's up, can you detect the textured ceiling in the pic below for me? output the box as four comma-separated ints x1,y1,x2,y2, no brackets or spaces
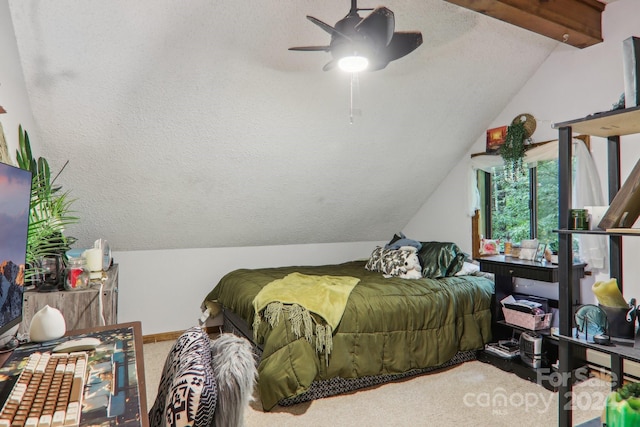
7,0,558,251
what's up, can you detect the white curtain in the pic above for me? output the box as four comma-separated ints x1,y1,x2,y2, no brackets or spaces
467,139,607,272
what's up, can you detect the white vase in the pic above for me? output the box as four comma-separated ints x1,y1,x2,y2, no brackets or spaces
29,305,66,342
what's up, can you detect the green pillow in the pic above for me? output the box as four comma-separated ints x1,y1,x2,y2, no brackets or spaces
418,241,467,278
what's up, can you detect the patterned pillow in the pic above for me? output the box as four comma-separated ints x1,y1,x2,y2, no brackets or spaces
148,327,218,427
365,246,420,277
479,238,500,255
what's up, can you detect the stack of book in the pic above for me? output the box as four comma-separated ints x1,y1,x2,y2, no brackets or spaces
485,339,520,359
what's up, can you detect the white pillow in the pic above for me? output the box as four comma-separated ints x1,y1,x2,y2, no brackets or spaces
455,261,480,276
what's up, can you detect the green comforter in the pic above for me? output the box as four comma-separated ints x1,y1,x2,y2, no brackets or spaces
204,261,494,410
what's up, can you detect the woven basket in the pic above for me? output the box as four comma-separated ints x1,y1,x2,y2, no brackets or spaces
502,308,552,330
512,113,537,138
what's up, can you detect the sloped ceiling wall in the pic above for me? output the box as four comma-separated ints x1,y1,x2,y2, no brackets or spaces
7,0,558,251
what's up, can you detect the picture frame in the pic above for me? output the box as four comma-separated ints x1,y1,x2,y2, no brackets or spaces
486,126,507,152
535,243,547,263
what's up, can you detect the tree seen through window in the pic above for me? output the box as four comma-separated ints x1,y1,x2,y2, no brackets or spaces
488,159,560,253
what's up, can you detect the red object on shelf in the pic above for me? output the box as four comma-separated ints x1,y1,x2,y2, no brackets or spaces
486,125,507,152
68,268,82,288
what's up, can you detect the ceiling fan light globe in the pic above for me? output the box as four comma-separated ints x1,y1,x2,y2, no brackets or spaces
338,55,369,72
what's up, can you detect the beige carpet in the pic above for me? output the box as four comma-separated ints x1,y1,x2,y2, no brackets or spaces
142,341,609,426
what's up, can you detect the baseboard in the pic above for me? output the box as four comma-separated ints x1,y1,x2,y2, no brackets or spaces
142,326,221,344
586,349,640,386
586,348,640,378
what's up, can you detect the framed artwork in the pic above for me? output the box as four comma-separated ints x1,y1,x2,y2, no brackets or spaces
486,126,507,152
535,243,547,263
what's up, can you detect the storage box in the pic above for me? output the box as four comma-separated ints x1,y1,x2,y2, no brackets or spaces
502,308,553,330
600,304,636,339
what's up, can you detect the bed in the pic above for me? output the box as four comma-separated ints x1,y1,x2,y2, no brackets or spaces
203,242,494,411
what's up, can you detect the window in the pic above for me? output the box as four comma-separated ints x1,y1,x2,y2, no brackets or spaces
472,136,596,259
536,159,561,250
479,158,561,253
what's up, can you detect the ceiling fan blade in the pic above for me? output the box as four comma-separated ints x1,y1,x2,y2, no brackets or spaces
385,31,423,61
368,31,423,70
322,60,337,71
355,7,394,47
386,31,423,60
289,46,331,52
307,15,352,41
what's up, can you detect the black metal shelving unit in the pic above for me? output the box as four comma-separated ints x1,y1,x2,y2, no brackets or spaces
553,107,640,427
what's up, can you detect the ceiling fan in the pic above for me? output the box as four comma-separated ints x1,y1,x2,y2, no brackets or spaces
289,0,423,72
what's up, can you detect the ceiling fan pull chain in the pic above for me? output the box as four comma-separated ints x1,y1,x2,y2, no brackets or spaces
349,72,361,124
350,73,355,124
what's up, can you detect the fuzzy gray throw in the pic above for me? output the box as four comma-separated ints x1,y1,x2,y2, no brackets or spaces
210,333,257,427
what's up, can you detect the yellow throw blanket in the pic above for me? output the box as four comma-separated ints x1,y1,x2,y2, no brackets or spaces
252,272,360,364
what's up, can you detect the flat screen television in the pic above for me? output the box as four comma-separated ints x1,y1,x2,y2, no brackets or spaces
0,161,32,350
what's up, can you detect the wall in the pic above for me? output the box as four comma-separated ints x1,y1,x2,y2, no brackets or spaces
407,0,640,304
114,241,379,335
0,0,38,154
0,0,383,337
0,0,381,337
5,0,640,336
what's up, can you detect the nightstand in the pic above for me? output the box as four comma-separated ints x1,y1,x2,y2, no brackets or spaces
476,255,587,390
477,255,586,325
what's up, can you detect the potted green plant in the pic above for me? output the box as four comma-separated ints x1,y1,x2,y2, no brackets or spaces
15,125,78,287
500,114,536,182
606,382,640,426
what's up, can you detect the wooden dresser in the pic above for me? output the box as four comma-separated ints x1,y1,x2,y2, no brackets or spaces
19,264,118,335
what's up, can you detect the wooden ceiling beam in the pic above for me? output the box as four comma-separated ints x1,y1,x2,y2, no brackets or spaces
444,0,605,49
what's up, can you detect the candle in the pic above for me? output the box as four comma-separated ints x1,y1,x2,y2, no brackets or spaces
84,248,103,279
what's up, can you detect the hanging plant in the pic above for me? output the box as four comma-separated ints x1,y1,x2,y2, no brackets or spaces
499,114,536,182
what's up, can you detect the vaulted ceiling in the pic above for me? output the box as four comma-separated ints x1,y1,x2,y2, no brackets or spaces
6,0,605,251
